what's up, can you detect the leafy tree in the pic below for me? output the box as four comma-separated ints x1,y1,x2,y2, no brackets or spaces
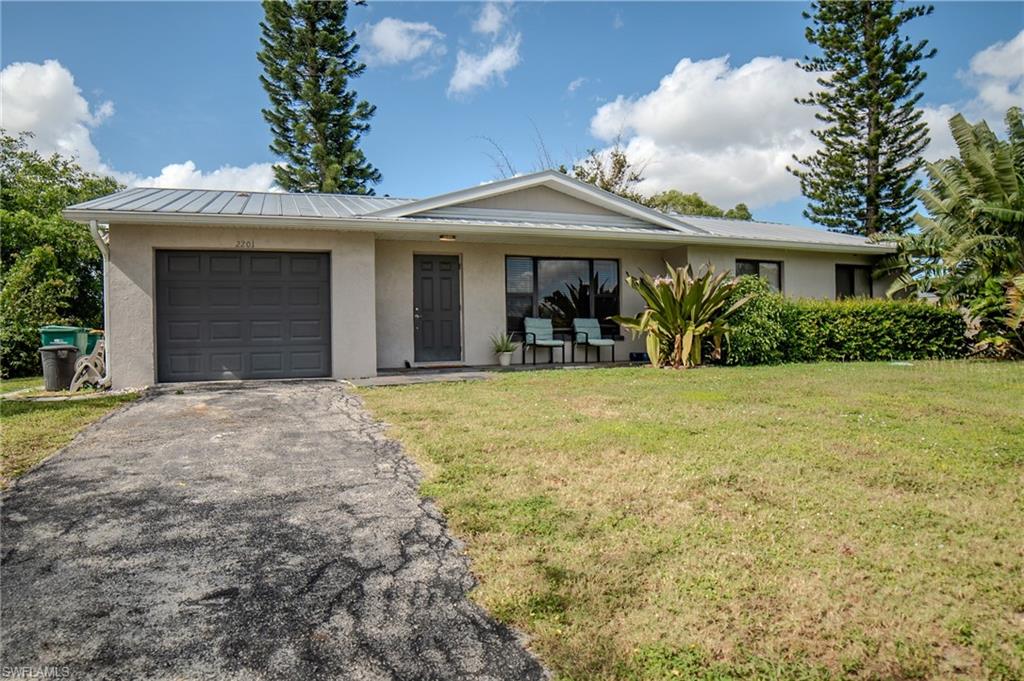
879,107,1024,357
570,141,647,204
0,132,121,377
789,0,935,236
648,190,753,220
258,0,380,193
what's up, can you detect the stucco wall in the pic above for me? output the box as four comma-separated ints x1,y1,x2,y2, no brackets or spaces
107,223,377,389
374,239,666,369
685,245,891,299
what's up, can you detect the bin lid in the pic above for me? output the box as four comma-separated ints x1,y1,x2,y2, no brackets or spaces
39,325,85,332
39,343,81,352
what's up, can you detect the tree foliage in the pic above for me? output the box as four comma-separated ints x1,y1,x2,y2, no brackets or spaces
569,142,755,219
647,190,753,220
0,132,121,377
258,0,380,193
790,0,935,236
570,141,647,205
879,107,1024,357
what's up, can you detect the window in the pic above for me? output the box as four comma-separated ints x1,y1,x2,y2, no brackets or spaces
835,264,873,299
736,259,782,291
505,257,620,336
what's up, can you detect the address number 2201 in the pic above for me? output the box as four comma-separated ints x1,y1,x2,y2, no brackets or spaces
235,240,255,249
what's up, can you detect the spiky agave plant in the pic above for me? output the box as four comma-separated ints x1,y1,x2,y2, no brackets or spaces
611,264,751,368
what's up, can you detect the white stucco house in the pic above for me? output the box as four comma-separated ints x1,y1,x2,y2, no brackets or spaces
63,170,895,389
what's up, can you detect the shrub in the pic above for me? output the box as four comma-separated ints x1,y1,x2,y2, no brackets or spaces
781,297,968,362
719,279,968,365
613,264,750,368
0,246,78,378
722,276,788,365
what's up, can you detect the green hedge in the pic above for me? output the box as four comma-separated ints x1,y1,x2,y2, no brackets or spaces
723,276,967,365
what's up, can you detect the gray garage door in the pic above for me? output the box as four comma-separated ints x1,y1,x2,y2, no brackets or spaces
156,251,331,382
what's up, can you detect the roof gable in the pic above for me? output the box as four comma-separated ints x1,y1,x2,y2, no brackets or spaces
368,170,705,234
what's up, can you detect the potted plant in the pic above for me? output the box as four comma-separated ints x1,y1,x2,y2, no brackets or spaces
490,331,517,367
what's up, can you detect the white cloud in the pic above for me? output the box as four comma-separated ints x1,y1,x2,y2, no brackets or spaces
966,29,1024,111
589,55,822,208
0,59,112,171
1,59,277,191
123,161,277,192
473,2,508,36
612,11,624,30
364,17,446,68
567,76,587,94
448,33,522,97
922,29,1024,161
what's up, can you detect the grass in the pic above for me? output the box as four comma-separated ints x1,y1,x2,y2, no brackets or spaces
1,393,138,488
0,375,43,394
360,361,1024,680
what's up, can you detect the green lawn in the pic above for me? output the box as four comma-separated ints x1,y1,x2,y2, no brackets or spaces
0,375,43,394
1,393,138,488
360,361,1024,681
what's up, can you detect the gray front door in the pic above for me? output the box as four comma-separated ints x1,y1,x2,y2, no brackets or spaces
156,250,331,382
413,254,461,362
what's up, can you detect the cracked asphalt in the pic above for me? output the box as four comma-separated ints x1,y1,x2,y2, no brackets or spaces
1,382,546,680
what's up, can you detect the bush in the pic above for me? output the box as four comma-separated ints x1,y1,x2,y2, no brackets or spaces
781,297,968,362
723,276,788,365
720,278,968,365
0,246,78,378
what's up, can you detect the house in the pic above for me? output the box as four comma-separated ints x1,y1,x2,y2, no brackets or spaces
63,170,895,388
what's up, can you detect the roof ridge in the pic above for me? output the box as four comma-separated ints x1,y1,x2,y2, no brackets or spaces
109,186,418,200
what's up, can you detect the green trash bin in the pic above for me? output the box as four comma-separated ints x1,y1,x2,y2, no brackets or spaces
39,325,88,354
86,330,104,355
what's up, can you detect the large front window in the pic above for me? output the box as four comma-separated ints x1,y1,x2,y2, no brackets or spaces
506,256,620,335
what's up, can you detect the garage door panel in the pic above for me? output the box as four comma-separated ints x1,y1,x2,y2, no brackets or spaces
156,251,331,382
209,321,243,341
209,287,242,307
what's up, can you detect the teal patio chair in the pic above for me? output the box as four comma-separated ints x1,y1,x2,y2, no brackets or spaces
572,318,616,363
523,317,565,365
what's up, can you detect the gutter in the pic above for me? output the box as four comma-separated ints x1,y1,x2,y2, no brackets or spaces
63,209,895,255
87,220,112,388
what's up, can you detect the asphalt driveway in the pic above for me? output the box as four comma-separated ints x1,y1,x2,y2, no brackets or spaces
1,382,545,680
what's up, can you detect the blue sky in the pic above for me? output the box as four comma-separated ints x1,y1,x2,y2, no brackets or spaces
2,1,1022,225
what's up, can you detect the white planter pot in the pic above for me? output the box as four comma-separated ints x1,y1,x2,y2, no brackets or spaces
497,351,513,367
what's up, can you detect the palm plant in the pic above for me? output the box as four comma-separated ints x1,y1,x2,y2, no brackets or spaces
612,264,750,368
878,106,1024,356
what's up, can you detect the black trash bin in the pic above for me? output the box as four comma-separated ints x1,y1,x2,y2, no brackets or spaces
39,344,80,391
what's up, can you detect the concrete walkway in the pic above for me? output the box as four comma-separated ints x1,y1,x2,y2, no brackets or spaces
1,382,545,680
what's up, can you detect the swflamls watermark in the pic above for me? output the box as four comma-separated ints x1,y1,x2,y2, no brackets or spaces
0,667,72,679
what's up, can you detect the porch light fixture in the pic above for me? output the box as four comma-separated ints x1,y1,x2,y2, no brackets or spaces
438,234,457,241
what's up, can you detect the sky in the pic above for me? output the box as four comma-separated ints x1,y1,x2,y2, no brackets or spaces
2,1,1022,226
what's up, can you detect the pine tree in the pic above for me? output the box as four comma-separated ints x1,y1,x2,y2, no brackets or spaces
789,1,935,235
258,0,380,194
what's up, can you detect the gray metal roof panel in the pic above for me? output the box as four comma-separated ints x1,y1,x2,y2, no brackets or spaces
65,187,415,217
669,213,889,248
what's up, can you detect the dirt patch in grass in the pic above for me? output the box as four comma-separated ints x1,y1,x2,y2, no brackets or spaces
360,361,1024,680
1,393,138,488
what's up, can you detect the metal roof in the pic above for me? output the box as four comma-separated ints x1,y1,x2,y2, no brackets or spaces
669,213,889,249
69,187,414,217
64,178,893,253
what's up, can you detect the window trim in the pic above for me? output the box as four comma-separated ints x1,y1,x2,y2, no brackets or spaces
505,255,621,336
736,258,784,292
835,263,874,299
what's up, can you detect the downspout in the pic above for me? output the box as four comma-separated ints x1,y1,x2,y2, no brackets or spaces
88,220,112,388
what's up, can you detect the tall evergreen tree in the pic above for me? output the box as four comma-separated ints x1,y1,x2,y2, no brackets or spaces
258,0,380,194
789,1,935,235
